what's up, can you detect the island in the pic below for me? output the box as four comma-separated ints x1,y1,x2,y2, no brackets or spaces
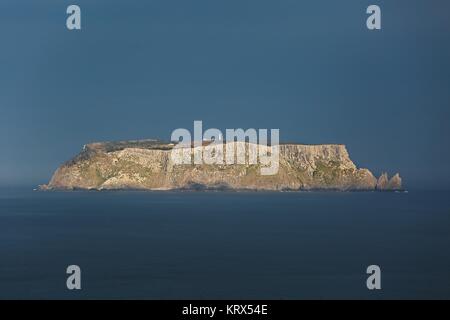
40,139,402,191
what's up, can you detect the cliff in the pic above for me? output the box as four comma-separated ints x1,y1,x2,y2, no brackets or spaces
41,140,402,191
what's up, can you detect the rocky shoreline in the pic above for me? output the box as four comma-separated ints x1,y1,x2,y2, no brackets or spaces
40,140,402,192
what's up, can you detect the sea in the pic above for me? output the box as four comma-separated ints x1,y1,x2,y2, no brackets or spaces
0,187,449,299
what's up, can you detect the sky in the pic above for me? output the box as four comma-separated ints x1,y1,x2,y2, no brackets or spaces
0,0,449,188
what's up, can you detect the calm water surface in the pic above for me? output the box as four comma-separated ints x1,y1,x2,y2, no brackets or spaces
0,188,449,299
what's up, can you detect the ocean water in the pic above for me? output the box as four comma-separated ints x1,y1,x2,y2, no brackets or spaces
0,188,449,299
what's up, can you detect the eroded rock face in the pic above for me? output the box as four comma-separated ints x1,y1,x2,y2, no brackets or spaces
41,140,401,191
387,173,402,190
376,172,403,191
377,173,389,190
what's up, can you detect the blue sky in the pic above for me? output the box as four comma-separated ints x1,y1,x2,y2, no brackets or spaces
0,0,449,187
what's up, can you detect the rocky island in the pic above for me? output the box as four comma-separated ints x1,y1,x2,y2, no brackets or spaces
41,139,402,191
